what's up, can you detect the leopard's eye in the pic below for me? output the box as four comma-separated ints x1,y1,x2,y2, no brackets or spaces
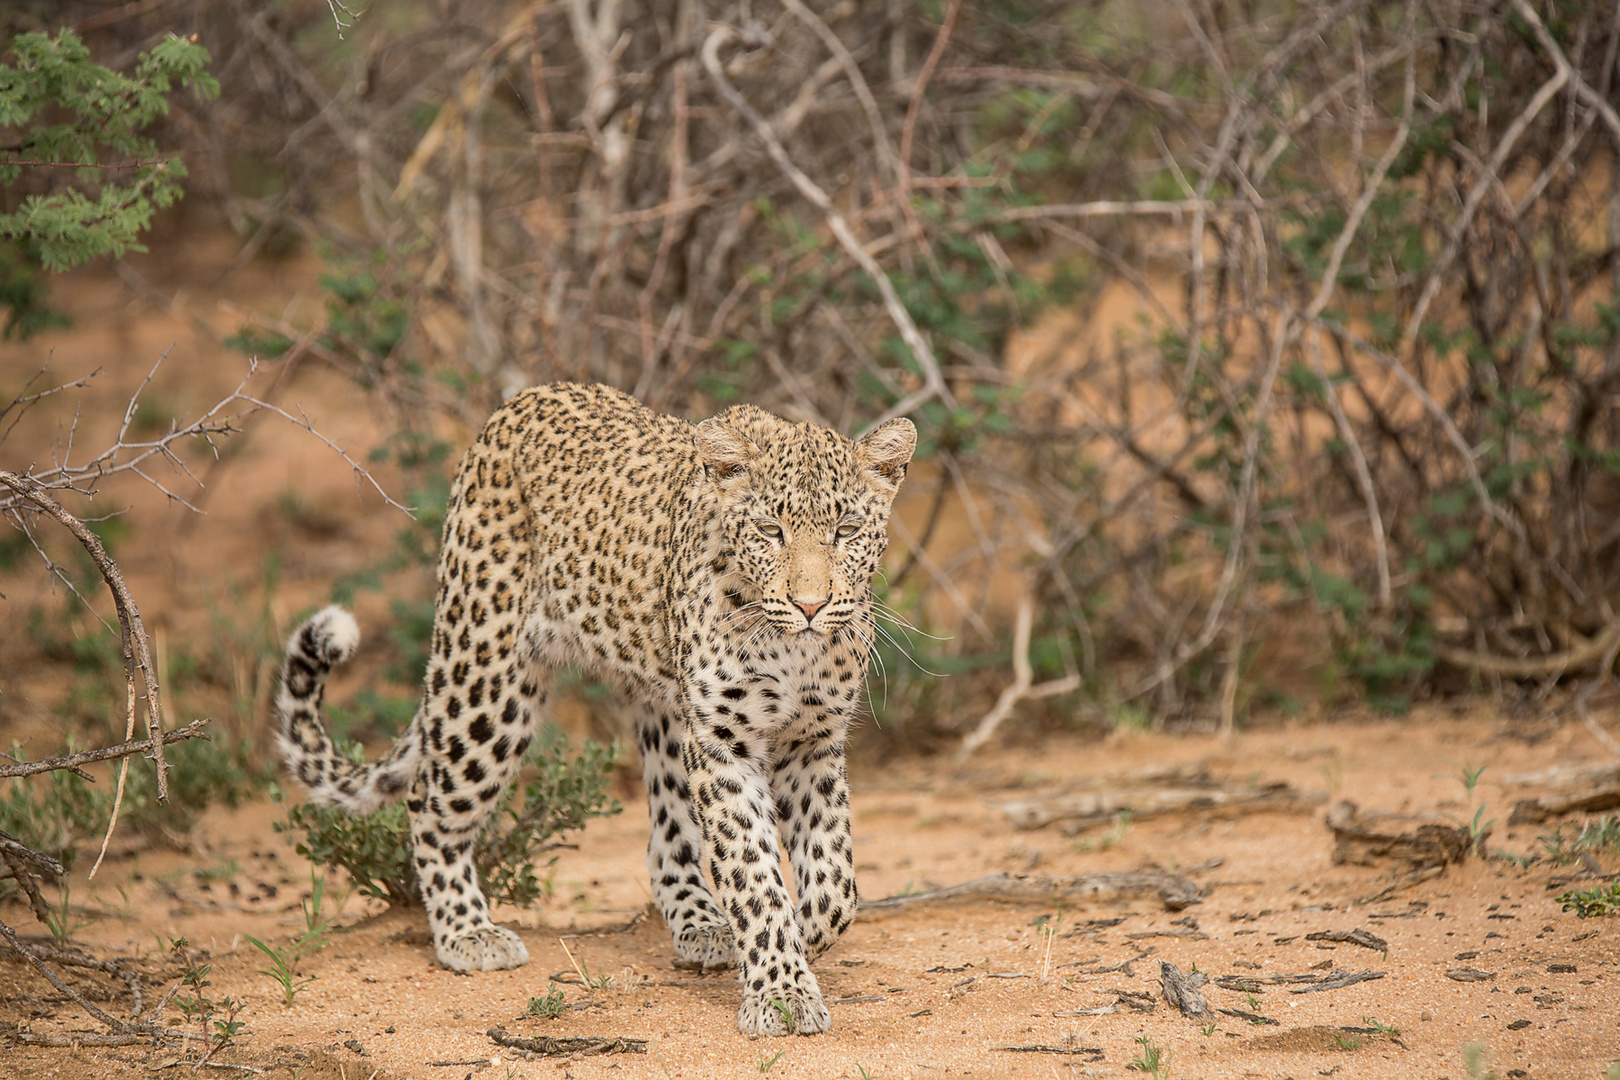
835,522,859,539
756,520,784,539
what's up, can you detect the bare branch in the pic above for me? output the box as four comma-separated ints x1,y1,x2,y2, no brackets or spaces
701,26,955,426
0,472,171,798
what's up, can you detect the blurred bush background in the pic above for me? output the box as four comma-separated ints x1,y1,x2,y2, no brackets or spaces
4,0,1620,817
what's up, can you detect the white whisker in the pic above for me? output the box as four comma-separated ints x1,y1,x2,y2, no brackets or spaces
870,615,948,678
871,600,950,641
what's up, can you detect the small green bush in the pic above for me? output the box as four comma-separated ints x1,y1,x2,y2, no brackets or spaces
276,729,620,907
1557,882,1620,918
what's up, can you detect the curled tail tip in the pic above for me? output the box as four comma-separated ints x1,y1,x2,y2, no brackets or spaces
304,605,362,665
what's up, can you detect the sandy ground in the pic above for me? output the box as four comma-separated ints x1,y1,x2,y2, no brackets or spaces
3,709,1619,1080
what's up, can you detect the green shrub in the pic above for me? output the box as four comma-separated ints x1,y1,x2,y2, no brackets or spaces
276,729,620,907
1557,882,1620,919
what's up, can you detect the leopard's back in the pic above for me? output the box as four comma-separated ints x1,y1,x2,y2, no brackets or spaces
452,382,707,686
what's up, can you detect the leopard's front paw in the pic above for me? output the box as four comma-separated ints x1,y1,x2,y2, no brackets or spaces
671,922,735,971
435,925,530,972
737,980,830,1037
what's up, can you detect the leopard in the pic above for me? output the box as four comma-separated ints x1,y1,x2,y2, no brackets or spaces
273,381,916,1037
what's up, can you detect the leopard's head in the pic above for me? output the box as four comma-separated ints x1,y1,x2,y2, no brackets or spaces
698,405,916,636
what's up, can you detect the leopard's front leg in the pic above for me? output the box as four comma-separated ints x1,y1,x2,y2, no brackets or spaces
682,719,829,1037
772,714,857,959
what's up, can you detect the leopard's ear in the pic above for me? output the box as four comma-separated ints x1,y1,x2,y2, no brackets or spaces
856,417,917,489
697,418,759,481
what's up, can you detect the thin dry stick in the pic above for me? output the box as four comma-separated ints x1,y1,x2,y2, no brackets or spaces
1400,61,1568,345
1511,0,1620,148
0,845,55,926
0,472,169,800
780,0,898,181
898,0,963,187
0,917,131,1034
0,719,212,780
1295,17,1415,610
893,0,961,267
635,60,689,395
1309,330,1391,610
959,594,1081,758
701,26,955,428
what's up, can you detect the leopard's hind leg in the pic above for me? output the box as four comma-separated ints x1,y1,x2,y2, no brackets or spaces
407,644,548,972
408,443,544,971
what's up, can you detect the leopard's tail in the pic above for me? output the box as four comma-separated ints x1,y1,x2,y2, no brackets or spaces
275,606,420,814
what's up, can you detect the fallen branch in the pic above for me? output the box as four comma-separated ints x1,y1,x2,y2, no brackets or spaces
1443,968,1494,983
861,871,1202,913
10,1032,158,1048
996,1045,1104,1059
1004,772,1323,832
0,916,131,1035
1055,945,1155,976
1214,972,1328,991
1432,618,1620,680
1303,928,1389,952
1054,986,1157,1016
486,1027,647,1056
1218,1007,1278,1025
1288,968,1385,993
1505,761,1620,787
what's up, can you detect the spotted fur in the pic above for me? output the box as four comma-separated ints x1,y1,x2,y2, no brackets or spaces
274,383,915,1036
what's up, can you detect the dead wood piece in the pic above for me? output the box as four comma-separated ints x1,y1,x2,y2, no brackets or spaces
829,995,884,1005
1003,777,1324,832
1304,928,1389,952
1159,961,1213,1020
1444,968,1495,982
1111,989,1157,1012
0,915,130,1034
1433,617,1620,679
1505,762,1620,787
1360,864,1446,904
1508,781,1620,825
11,1031,154,1047
996,1045,1105,1059
1288,968,1385,993
861,871,1202,913
1214,973,1322,991
1056,946,1155,977
486,1026,647,1056
1126,926,1208,941
0,831,65,875
1061,917,1127,938
1325,800,1471,868
1218,1007,1279,1025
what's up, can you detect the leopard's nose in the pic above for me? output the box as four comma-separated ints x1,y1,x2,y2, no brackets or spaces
795,598,826,621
